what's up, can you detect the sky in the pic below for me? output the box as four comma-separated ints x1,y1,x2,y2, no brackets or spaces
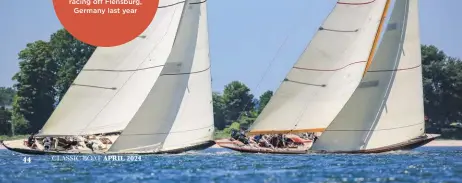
0,0,461,97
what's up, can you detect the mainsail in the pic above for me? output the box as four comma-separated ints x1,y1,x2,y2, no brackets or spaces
109,0,213,152
37,0,187,137
248,0,390,135
36,0,213,153
311,0,425,151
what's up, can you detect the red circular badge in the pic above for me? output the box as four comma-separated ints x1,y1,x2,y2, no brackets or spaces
53,0,159,47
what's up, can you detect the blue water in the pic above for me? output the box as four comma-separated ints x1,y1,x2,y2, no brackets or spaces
0,147,461,183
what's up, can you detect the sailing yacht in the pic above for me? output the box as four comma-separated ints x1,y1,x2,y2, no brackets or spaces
2,0,215,155
217,0,439,154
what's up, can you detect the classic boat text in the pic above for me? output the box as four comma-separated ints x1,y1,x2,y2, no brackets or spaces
51,155,142,162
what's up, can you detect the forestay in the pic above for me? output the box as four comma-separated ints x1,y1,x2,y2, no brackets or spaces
109,0,212,153
37,0,186,136
312,0,424,151
248,0,389,135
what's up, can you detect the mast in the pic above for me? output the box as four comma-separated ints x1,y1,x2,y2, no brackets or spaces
362,0,392,77
247,0,390,135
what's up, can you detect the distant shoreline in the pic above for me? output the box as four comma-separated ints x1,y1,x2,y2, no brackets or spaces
1,140,461,151
424,140,462,147
209,140,462,148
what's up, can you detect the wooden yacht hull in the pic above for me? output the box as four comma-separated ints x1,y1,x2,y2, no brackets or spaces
216,134,440,154
1,139,215,155
215,139,313,154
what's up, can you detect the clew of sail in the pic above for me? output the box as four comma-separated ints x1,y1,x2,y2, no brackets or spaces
108,0,212,153
311,0,424,152
36,0,187,137
248,0,390,135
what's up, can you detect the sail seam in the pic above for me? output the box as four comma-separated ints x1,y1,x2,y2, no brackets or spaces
293,60,366,72
337,0,377,5
325,122,424,131
286,60,369,87
367,64,421,72
120,125,213,135
159,0,207,8
71,84,117,90
82,65,164,72
161,65,210,76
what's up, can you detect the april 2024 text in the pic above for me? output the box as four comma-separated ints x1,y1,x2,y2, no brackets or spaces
50,155,143,162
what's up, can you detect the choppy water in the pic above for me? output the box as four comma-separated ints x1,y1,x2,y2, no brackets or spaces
0,147,461,183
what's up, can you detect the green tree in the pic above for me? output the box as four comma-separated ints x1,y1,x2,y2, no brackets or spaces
212,92,226,130
0,87,14,135
222,81,255,126
236,110,258,130
0,87,15,107
50,29,96,101
11,97,30,135
0,106,12,135
421,45,462,139
257,90,273,114
12,40,57,133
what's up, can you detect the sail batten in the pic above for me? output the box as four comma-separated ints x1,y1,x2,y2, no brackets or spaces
248,0,389,134
312,0,424,152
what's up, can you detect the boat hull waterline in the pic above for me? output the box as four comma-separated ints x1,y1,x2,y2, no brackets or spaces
215,139,314,154
215,134,440,154
0,139,215,155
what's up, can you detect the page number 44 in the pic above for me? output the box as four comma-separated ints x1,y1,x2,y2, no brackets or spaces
23,157,31,163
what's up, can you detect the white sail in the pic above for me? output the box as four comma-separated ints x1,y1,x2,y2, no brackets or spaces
37,0,187,136
248,0,390,135
160,1,214,152
311,0,424,151
108,0,211,153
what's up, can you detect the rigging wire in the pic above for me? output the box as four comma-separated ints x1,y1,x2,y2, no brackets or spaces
233,7,307,131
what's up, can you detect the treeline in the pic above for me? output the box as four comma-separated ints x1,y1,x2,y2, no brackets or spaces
0,29,460,139
421,45,462,139
0,29,96,134
212,82,273,138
